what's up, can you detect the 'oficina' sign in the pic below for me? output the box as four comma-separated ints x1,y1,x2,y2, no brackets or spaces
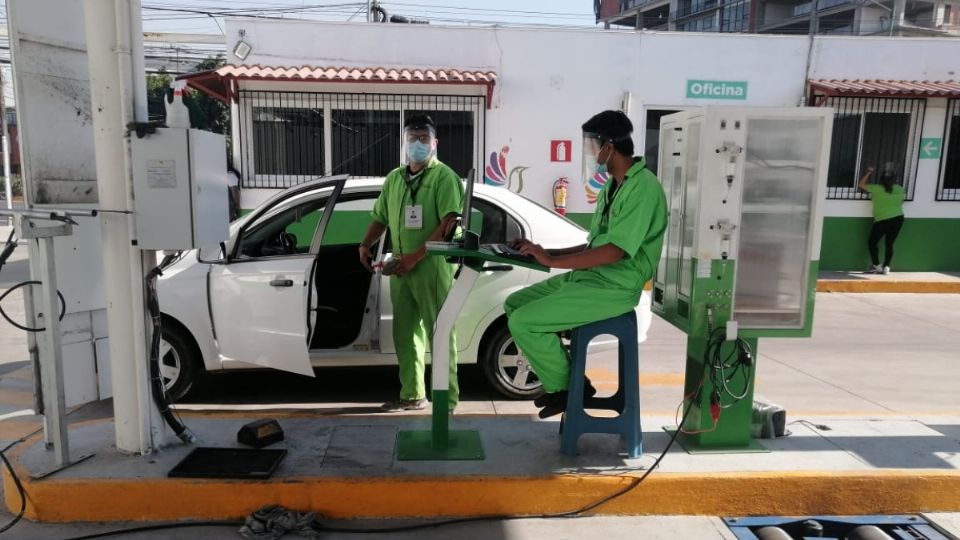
686,80,748,100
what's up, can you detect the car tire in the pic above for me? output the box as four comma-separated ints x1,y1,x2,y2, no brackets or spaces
480,324,544,400
159,324,202,402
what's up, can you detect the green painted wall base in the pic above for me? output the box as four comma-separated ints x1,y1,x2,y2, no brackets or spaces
570,213,960,272
818,217,960,272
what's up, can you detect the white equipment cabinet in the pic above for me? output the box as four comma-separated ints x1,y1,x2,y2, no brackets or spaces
131,128,229,250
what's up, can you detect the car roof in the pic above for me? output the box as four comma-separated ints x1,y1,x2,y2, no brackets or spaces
250,176,586,243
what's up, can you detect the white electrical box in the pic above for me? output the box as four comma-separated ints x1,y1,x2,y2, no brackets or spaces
131,128,229,250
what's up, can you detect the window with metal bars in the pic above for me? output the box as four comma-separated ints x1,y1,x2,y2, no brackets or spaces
937,99,960,201
237,91,485,189
822,97,924,201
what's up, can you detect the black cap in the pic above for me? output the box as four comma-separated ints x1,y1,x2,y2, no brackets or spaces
582,110,633,141
404,113,435,131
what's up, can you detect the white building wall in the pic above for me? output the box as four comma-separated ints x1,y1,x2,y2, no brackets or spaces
225,19,960,220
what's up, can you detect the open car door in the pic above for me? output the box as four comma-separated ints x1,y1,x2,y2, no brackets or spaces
209,177,346,376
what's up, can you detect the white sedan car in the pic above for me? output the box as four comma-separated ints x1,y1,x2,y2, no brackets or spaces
158,176,652,401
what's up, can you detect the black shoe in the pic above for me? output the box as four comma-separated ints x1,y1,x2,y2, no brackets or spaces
380,398,427,412
537,391,569,419
535,377,596,407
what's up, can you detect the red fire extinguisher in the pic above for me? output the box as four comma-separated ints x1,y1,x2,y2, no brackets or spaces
553,177,569,215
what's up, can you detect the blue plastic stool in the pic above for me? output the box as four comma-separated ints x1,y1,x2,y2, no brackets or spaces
560,310,643,458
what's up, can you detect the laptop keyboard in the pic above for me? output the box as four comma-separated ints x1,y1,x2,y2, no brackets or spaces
488,243,523,257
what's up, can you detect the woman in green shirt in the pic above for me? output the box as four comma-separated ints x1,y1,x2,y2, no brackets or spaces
858,165,905,274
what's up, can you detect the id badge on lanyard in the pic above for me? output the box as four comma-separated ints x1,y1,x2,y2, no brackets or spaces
405,204,423,229
404,172,425,230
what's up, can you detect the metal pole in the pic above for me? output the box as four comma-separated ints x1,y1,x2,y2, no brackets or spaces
1,68,12,214
120,0,169,448
84,0,156,454
36,230,69,466
809,0,820,35
889,0,905,34
367,0,372,22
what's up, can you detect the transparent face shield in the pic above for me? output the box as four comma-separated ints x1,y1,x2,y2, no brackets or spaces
403,127,437,166
582,133,609,182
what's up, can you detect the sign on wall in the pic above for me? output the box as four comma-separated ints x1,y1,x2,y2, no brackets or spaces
919,138,942,159
686,80,748,100
550,140,572,162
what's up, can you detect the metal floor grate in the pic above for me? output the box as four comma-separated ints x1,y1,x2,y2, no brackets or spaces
724,515,958,540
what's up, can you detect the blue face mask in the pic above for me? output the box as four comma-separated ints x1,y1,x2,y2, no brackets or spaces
595,145,610,175
407,141,432,164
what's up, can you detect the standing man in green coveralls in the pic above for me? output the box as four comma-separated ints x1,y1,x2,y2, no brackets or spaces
505,110,668,419
359,114,465,413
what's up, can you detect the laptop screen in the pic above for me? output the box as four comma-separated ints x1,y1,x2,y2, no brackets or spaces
462,168,476,236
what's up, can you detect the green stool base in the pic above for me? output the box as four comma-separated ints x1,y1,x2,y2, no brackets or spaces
663,427,769,454
396,430,485,461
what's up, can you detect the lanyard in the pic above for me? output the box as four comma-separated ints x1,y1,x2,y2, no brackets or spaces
405,169,425,205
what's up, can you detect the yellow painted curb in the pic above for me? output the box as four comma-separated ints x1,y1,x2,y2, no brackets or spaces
6,466,960,523
817,280,960,293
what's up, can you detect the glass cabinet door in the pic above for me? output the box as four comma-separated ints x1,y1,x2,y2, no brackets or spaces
733,118,821,329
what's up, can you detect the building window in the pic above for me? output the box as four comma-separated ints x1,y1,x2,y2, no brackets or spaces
721,1,749,31
252,107,324,177
238,91,485,189
331,109,401,178
938,99,960,201
823,97,925,200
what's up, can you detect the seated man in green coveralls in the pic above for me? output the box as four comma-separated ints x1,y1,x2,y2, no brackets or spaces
505,110,668,419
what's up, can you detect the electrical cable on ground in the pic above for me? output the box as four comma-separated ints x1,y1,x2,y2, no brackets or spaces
61,395,698,540
0,441,26,535
62,522,241,540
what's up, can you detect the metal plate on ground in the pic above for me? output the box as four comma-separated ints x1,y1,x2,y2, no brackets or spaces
396,430,484,461
724,515,958,539
168,447,287,479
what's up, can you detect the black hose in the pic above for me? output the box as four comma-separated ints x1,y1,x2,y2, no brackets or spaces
0,442,26,535
146,253,193,443
0,229,16,271
0,281,66,333
0,230,67,333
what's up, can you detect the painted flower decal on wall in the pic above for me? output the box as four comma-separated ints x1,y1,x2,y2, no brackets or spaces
584,171,609,204
484,145,528,193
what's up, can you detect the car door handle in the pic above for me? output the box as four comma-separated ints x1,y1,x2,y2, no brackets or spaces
270,278,295,287
482,264,513,272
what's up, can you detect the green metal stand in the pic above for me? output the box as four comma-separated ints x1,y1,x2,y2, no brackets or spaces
668,334,768,454
396,389,485,460
656,259,773,454
395,245,546,461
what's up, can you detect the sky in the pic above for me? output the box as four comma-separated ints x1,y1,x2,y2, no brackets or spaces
140,1,600,34
0,1,601,105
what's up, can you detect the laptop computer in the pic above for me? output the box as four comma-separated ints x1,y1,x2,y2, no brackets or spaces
431,169,536,264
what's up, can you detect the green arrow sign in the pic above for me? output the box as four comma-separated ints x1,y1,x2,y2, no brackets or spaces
919,138,942,159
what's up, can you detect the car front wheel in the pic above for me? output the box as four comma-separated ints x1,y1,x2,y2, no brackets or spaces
480,325,543,399
159,324,201,402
